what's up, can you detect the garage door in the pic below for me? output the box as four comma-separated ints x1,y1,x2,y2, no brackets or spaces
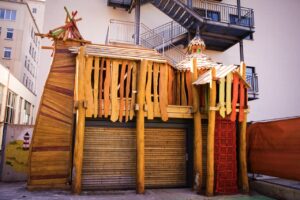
145,128,187,188
82,127,136,190
81,126,188,190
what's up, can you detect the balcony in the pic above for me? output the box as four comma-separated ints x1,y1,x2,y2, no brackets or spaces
246,66,259,100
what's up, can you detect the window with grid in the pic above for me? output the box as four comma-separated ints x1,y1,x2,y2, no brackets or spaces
6,28,13,39
5,90,16,124
0,9,16,21
4,47,12,59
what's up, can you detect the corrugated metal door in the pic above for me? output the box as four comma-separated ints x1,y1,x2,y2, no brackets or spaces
145,128,187,188
82,127,136,190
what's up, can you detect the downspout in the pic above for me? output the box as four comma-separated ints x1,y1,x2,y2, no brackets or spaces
237,0,244,62
135,0,141,45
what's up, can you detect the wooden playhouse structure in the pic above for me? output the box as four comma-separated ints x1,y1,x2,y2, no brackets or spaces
28,12,250,196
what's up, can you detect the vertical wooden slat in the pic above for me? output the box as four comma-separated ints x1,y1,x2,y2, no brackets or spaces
130,62,137,120
176,71,181,105
85,56,94,117
181,72,187,106
125,62,132,122
159,63,168,121
219,77,225,118
226,73,233,115
93,57,99,117
119,60,127,122
72,46,86,194
111,60,119,122
104,59,111,118
168,65,174,105
99,58,105,117
153,63,160,116
146,61,154,120
185,71,193,106
136,59,147,194
192,58,202,193
239,62,249,193
206,68,217,196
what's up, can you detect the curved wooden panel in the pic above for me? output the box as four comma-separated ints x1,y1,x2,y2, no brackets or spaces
28,40,80,189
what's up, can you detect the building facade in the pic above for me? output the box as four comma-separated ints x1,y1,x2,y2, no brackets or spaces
0,0,45,94
0,63,36,150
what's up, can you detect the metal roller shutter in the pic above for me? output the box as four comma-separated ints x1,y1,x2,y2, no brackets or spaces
145,128,187,188
82,127,136,190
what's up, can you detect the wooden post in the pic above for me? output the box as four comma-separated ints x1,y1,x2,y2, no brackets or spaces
72,46,86,194
206,67,217,196
192,58,202,193
239,62,249,193
136,59,147,194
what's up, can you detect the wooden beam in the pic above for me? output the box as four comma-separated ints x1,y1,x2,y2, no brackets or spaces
110,60,120,122
239,62,250,193
136,59,147,194
206,67,217,196
159,63,169,121
72,46,86,194
192,58,202,193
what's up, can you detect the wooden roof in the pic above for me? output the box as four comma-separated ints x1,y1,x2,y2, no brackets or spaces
69,44,168,63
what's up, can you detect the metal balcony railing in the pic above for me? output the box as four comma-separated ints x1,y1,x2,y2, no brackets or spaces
179,0,254,28
246,67,259,100
106,19,186,66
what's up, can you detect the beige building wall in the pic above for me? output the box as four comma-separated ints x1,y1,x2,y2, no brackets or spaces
0,0,44,95
37,0,300,122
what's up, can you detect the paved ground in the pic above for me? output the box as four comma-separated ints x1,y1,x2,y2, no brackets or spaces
0,182,273,200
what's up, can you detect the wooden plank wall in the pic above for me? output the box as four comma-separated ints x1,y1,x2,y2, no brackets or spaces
28,40,80,189
83,58,195,121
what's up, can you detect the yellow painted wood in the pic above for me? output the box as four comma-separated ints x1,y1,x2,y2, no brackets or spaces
125,62,132,122
110,60,119,122
130,62,137,120
104,59,111,118
153,63,160,116
146,61,154,120
119,60,127,122
226,73,233,115
159,63,169,121
99,58,105,117
206,68,217,197
73,46,86,194
219,77,225,118
94,57,99,117
85,56,94,117
136,59,147,194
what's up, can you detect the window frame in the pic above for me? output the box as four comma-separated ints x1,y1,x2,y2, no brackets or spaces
3,47,12,59
6,28,14,39
4,90,16,124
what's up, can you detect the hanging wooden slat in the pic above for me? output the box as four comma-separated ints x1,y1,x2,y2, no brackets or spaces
104,59,111,118
168,66,174,105
98,58,105,117
146,61,154,120
181,72,187,106
110,60,120,122
226,73,233,115
119,61,127,122
159,63,168,121
125,62,132,122
219,77,225,118
185,71,193,106
153,63,160,116
85,56,94,117
130,62,137,120
230,73,239,122
176,72,181,105
93,57,99,117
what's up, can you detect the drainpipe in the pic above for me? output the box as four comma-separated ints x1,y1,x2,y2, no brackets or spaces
237,0,244,62
135,0,141,45
187,0,192,8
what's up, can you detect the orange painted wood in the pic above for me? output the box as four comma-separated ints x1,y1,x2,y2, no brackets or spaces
185,71,193,106
230,73,239,122
159,63,168,121
98,58,105,117
168,66,174,105
153,63,160,116
125,62,132,122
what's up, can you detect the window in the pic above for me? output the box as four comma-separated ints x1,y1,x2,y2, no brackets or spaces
0,9,16,21
24,101,31,125
195,9,220,22
4,47,12,59
0,84,4,115
229,14,251,27
5,90,16,124
18,97,23,124
6,28,13,39
32,8,37,14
